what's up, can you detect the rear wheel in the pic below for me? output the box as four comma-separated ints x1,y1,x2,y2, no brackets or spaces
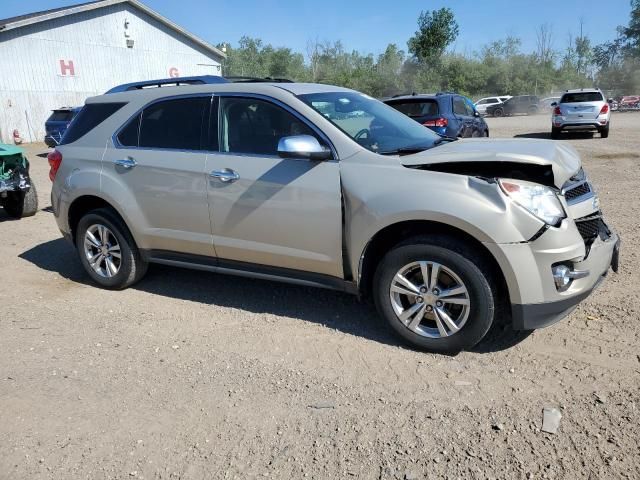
599,124,610,138
3,182,38,218
373,236,497,353
551,127,562,139
75,208,147,289
492,108,504,117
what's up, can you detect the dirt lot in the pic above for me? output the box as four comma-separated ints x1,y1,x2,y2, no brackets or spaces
1,113,639,480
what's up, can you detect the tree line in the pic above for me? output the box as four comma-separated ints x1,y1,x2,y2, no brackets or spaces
217,2,640,100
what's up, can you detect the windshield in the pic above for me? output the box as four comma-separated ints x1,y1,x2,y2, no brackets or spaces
298,91,441,154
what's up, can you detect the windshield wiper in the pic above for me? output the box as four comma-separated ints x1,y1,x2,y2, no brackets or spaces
380,136,458,156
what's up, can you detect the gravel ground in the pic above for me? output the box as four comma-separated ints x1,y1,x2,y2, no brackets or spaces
1,113,639,480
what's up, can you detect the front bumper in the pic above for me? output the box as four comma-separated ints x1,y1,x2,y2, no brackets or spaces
509,232,619,330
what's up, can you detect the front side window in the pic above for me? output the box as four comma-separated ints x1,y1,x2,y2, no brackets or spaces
300,92,441,155
219,97,318,156
139,97,209,150
453,97,467,115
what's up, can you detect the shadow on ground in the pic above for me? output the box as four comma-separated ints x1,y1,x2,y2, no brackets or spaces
19,238,531,354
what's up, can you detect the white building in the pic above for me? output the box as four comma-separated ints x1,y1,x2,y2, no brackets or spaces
0,0,225,143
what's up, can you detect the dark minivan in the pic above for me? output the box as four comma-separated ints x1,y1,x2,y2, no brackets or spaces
384,93,489,138
44,107,81,147
486,95,540,117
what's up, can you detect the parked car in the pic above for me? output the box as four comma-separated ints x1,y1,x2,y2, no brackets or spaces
384,93,489,138
0,143,38,218
618,95,640,110
486,95,540,117
49,78,619,353
540,97,561,110
551,88,611,139
607,98,619,111
44,107,81,147
474,96,511,115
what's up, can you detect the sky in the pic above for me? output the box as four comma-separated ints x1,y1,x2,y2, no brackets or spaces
2,0,632,57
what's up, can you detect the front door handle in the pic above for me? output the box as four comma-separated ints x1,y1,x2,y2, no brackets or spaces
210,168,239,183
114,158,137,169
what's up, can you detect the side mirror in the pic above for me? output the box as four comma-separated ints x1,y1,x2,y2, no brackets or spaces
277,135,332,161
550,102,557,107
474,110,480,117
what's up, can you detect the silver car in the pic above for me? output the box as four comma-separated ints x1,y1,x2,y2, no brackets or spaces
551,88,611,138
49,79,620,353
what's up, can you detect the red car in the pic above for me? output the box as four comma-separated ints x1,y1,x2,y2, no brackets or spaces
619,95,640,108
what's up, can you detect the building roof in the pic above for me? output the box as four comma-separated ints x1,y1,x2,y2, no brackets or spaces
0,0,225,60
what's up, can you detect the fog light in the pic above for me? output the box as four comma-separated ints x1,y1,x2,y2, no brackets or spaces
552,265,572,291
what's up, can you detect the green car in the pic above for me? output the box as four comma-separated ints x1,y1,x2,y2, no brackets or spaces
0,144,38,218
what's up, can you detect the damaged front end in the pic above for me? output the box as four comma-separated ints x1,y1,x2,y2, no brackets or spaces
0,145,38,219
0,152,32,194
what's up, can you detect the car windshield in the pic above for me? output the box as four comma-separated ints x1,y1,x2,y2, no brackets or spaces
298,91,441,155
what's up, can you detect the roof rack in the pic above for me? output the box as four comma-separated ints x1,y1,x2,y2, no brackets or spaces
391,92,417,98
225,76,294,83
105,75,229,94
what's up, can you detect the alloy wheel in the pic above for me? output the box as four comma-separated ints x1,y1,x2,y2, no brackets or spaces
83,224,122,278
389,261,471,338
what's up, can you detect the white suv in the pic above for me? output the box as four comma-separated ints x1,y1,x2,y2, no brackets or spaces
551,89,611,139
474,96,511,115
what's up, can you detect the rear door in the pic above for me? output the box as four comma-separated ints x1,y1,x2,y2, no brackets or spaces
205,94,343,277
102,95,214,257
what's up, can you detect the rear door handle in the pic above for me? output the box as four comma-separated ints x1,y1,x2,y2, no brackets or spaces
210,168,239,183
114,158,137,169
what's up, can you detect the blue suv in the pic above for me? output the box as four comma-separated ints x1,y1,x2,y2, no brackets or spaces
44,107,82,147
384,93,489,138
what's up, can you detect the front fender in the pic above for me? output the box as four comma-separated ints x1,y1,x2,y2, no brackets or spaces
340,156,545,281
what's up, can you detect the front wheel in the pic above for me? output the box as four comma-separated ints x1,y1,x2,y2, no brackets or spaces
373,237,497,353
3,182,38,218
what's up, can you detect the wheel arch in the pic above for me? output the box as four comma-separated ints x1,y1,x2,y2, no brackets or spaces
357,220,509,304
67,195,134,246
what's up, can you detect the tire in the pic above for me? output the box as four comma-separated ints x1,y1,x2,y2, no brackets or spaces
600,124,610,138
492,108,504,117
3,182,38,218
373,236,497,353
483,129,489,137
551,127,562,139
75,208,148,289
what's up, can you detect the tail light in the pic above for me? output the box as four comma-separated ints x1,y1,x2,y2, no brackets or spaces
599,104,609,115
423,118,448,128
553,106,561,115
48,150,62,181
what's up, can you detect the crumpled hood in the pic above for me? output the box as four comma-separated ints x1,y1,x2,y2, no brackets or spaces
401,138,582,187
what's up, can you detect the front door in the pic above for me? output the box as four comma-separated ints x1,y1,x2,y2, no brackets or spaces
205,95,343,277
102,95,214,256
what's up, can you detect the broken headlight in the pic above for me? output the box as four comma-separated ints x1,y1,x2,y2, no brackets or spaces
498,179,566,226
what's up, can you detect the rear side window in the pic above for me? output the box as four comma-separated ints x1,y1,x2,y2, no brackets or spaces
139,97,209,150
48,110,74,122
60,103,126,145
389,100,439,117
561,92,604,103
